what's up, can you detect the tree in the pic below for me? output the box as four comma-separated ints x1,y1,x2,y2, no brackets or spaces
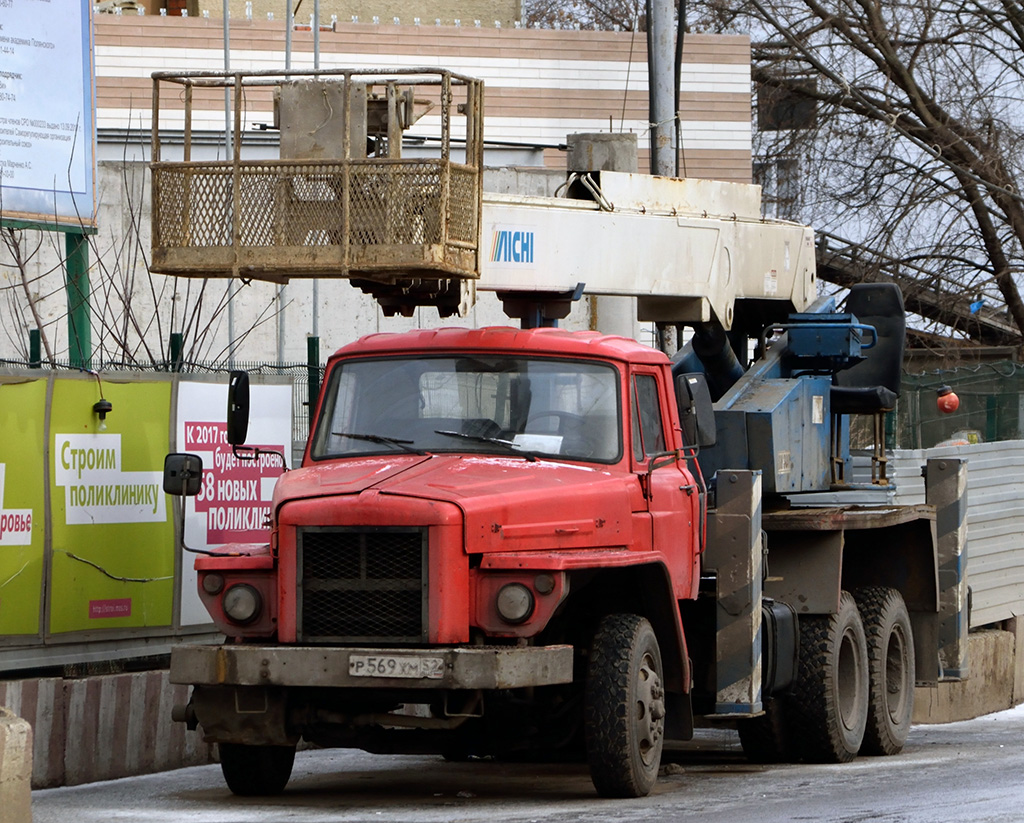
523,0,646,30
525,0,1024,344
704,0,1024,343
0,159,281,369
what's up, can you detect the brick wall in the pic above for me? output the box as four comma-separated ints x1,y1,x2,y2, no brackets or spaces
204,1,522,28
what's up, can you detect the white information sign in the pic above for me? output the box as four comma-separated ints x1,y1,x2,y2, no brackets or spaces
53,433,166,525
0,0,96,226
175,380,293,626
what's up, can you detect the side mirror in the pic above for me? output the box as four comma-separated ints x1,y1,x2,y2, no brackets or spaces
675,373,717,448
163,453,203,496
227,370,250,446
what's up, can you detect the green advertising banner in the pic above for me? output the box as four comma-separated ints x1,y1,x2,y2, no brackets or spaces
0,379,47,637
48,377,175,635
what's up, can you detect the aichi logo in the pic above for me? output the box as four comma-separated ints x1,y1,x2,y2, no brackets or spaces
490,228,535,264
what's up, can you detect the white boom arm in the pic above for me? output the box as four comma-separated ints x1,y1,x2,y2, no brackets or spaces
477,172,817,328
149,70,817,326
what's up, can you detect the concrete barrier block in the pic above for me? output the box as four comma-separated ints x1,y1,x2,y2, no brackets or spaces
914,629,1015,724
0,707,33,823
0,678,66,788
4,670,214,789
62,671,214,786
1010,615,1024,706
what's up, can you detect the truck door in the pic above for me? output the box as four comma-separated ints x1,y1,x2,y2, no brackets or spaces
630,370,700,599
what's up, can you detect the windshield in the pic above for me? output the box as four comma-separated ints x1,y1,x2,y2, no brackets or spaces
311,355,622,462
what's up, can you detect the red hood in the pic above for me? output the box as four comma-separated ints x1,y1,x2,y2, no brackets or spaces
275,455,433,499
275,454,638,552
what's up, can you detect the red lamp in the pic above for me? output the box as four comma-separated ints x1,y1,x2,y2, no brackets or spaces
936,385,960,414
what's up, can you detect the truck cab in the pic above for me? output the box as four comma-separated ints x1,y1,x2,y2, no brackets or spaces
171,326,712,798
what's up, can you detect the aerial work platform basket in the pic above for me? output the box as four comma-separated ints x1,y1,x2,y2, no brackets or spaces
150,68,484,313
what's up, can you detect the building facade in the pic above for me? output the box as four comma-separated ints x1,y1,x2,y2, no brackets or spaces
1,12,752,366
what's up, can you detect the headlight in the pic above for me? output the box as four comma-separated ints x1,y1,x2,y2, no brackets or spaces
222,584,262,624
202,573,225,595
496,583,534,624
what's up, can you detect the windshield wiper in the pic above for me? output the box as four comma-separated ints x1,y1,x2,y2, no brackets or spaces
333,432,424,455
434,430,537,461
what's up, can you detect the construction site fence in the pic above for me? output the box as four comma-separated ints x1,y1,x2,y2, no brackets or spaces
0,358,325,446
880,361,1024,450
8,357,1023,452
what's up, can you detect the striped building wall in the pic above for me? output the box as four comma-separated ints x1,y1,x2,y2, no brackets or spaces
1,13,752,372
94,15,752,181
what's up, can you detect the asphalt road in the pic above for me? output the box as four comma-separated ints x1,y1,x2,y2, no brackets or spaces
32,704,1024,823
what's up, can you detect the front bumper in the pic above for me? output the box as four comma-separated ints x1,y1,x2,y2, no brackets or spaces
170,643,574,690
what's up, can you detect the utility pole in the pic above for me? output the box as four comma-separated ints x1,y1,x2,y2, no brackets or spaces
646,0,676,177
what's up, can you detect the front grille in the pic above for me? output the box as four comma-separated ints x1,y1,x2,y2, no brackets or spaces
297,527,427,643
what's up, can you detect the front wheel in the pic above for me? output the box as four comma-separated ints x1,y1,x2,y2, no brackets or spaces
219,742,296,796
584,614,666,798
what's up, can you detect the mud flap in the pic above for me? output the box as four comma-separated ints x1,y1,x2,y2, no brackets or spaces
664,690,694,741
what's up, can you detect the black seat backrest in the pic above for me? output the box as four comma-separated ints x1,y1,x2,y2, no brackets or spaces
835,283,906,394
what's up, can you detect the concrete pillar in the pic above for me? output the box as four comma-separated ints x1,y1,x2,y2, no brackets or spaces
913,630,1015,723
647,0,677,176
566,133,638,174
0,707,33,823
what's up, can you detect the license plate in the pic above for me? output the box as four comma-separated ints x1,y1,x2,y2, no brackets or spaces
348,654,445,679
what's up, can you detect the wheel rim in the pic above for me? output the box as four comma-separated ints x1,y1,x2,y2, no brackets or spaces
885,623,910,723
837,627,864,732
636,651,666,766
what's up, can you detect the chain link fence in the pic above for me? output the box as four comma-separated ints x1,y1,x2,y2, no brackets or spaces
891,362,1024,449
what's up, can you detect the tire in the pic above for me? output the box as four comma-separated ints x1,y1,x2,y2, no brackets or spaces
790,591,869,763
737,698,794,764
855,586,915,755
584,614,666,798
219,742,296,796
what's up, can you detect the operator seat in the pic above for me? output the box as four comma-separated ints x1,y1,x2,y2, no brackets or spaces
830,283,906,485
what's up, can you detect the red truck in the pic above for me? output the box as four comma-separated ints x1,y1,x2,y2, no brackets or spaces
167,314,963,798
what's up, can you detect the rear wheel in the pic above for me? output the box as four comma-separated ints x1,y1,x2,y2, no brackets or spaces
789,591,869,763
219,742,296,796
855,586,915,755
584,614,666,798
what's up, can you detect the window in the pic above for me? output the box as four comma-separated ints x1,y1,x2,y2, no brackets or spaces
632,374,665,461
311,355,622,463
